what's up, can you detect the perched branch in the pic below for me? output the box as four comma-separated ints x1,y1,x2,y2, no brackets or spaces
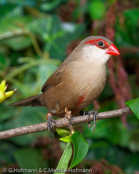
0,108,133,140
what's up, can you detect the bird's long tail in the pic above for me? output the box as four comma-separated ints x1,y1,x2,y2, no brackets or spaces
9,94,42,107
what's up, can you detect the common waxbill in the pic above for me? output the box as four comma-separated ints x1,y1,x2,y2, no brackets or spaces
10,36,120,129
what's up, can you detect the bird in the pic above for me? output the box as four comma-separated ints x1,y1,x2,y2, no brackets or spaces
10,36,120,132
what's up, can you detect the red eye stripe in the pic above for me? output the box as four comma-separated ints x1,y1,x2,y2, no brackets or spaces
85,39,110,49
85,40,96,45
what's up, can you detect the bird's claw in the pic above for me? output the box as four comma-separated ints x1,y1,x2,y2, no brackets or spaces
65,108,74,131
46,113,57,138
82,110,98,133
88,110,98,132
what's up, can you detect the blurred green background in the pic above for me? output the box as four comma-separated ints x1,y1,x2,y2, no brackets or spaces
0,0,139,173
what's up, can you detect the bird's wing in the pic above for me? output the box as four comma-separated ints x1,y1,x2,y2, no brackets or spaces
41,66,64,92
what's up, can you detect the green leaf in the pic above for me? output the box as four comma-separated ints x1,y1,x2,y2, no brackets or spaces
54,143,72,174
83,117,129,146
125,98,139,119
40,0,62,11
43,15,85,60
0,52,6,65
115,8,139,47
56,128,71,136
0,141,17,165
88,1,105,20
0,4,22,18
1,107,48,145
0,15,33,50
60,135,72,143
1,36,32,51
38,64,58,87
124,9,139,30
69,131,89,168
14,148,46,173
128,129,139,152
0,103,17,122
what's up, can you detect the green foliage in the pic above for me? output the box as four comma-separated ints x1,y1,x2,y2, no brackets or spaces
115,9,139,47
1,107,47,145
54,143,72,174
14,148,47,172
88,1,106,20
0,0,139,174
43,15,85,60
126,98,139,119
59,135,71,142
57,128,71,142
56,128,71,136
56,131,89,170
70,131,89,168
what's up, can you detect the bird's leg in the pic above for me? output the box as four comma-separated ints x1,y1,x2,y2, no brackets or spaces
65,108,74,132
80,110,98,132
46,113,57,138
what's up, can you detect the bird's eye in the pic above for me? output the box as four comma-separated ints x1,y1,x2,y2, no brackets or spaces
97,41,104,47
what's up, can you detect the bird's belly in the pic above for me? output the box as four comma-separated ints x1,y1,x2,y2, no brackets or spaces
60,66,106,115
44,63,106,117
73,74,106,112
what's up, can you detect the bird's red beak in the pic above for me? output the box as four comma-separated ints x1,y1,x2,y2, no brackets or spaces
106,43,120,56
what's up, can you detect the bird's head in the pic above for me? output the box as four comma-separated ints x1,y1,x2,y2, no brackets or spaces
79,36,120,64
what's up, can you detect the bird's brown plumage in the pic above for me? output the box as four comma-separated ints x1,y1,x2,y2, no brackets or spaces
10,36,119,117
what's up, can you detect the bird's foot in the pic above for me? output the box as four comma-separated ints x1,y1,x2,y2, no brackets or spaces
65,108,74,132
81,110,98,133
46,113,57,138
